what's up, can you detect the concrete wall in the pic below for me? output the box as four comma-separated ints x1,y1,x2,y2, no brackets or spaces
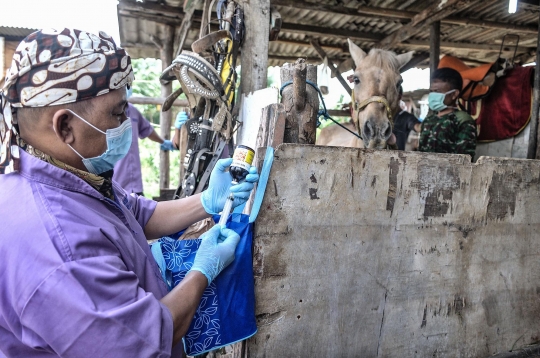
248,144,540,358
475,121,530,161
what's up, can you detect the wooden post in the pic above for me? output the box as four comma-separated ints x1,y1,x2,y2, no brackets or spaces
430,21,440,77
530,10,540,159
281,59,318,144
237,0,270,147
159,25,174,190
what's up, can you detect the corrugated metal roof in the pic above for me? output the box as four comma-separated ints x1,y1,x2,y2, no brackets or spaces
0,26,38,41
117,0,539,68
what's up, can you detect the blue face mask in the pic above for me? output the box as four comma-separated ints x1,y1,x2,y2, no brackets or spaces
66,110,133,175
428,89,456,112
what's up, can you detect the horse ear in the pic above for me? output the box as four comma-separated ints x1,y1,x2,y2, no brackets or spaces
396,51,415,70
348,39,366,69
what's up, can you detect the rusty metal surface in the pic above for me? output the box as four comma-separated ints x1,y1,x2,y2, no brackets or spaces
248,144,540,357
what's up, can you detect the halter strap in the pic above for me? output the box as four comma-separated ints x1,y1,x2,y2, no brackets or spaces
355,96,393,123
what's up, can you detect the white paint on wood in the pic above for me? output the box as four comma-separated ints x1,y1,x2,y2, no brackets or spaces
236,87,279,149
475,121,530,161
250,144,540,357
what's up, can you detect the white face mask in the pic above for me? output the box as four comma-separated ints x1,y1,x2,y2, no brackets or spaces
61,110,133,174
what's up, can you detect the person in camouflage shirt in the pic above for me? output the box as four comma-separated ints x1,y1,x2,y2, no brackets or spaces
419,68,477,158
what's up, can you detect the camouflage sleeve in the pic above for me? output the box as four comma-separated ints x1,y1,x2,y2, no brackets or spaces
455,119,477,158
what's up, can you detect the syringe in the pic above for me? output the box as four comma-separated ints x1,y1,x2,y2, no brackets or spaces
217,145,255,227
218,188,236,226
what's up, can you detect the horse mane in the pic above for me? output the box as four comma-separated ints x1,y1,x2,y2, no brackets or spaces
363,48,401,73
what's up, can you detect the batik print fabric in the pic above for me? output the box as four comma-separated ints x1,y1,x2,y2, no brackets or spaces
0,28,135,174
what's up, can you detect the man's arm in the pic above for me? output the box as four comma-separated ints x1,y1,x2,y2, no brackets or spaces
161,271,208,346
147,128,165,144
144,193,210,240
455,119,477,158
144,159,259,240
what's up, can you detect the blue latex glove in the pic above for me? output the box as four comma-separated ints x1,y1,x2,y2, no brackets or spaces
201,158,259,215
160,140,177,151
175,111,188,129
189,225,240,284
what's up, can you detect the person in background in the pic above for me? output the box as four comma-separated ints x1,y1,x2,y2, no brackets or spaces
418,68,477,158
0,28,258,357
392,86,421,151
113,89,176,195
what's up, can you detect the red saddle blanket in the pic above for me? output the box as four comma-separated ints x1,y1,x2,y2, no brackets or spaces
458,65,533,142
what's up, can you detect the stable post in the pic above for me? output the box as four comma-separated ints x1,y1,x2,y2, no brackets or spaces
529,10,540,159
237,0,270,146
159,25,174,190
430,21,440,77
280,59,318,144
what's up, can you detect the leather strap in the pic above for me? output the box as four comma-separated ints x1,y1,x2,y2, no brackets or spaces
356,96,393,123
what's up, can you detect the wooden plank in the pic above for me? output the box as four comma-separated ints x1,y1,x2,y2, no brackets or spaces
237,88,279,149
310,39,351,96
117,0,184,18
128,96,188,107
280,59,318,144
198,0,212,39
400,53,429,73
173,0,202,57
159,25,174,191
268,104,286,148
249,144,540,357
430,21,441,76
491,343,540,357
377,0,479,49
237,0,270,146
281,22,382,42
530,10,540,159
239,0,270,96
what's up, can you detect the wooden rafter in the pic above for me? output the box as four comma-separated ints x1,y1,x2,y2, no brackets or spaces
309,39,351,96
270,0,537,35
377,0,481,49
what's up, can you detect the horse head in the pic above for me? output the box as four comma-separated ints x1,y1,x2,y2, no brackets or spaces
348,39,414,149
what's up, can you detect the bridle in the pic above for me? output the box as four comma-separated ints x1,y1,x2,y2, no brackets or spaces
352,91,397,149
354,95,393,124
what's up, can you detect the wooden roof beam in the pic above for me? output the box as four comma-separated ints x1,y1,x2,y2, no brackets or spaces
310,39,352,95
377,0,481,49
277,23,534,54
118,0,184,18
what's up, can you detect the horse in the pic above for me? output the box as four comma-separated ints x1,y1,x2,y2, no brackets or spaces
316,39,414,149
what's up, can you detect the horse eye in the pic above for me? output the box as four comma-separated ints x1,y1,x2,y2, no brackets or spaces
354,76,360,85
397,80,403,88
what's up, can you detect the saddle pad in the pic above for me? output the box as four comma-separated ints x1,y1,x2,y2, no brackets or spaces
459,65,533,142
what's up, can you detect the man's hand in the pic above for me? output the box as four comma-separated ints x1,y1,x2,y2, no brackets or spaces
387,133,397,146
160,140,177,151
189,225,241,284
175,112,188,129
200,158,259,215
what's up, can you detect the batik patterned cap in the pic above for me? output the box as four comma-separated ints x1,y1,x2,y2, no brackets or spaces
0,28,135,174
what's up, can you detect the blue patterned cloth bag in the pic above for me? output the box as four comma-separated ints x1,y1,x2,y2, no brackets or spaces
151,147,274,356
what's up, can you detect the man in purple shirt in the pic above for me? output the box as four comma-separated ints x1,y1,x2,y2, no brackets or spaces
113,102,174,195
0,28,258,358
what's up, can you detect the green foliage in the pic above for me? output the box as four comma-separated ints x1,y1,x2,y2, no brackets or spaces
131,58,185,125
131,58,182,197
139,126,180,199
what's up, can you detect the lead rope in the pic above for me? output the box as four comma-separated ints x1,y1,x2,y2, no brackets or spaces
279,80,362,139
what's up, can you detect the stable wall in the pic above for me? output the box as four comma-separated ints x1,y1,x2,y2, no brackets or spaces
248,144,540,357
